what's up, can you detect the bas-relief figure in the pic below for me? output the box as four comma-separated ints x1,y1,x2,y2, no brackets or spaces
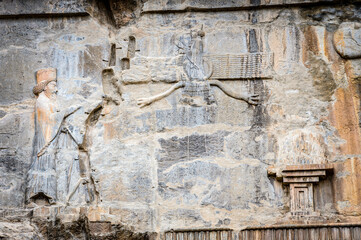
102,68,123,105
136,28,263,108
27,68,96,206
101,27,273,109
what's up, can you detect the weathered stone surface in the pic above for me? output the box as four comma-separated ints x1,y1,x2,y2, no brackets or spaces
1,0,361,239
0,0,88,16
157,131,229,168
333,23,361,59
143,0,348,13
30,217,155,240
155,106,217,130
277,128,329,165
0,220,40,239
0,112,32,207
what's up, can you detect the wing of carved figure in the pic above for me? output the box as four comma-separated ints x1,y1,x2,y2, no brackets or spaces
137,81,186,107
209,80,260,105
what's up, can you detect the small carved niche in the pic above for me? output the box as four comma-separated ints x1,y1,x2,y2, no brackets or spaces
127,36,136,58
30,192,51,206
109,43,116,66
121,58,130,70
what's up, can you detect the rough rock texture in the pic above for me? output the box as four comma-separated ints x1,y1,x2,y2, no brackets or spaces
1,0,361,239
333,22,361,59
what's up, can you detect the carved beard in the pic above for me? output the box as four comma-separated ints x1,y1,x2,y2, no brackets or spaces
44,89,57,101
44,84,58,100
49,92,57,101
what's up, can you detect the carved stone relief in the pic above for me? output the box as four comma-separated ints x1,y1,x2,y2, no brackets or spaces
26,68,98,206
268,164,334,217
204,53,274,80
136,28,266,107
102,68,123,105
103,28,273,109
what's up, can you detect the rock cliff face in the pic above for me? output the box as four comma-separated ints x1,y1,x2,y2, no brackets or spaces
0,0,361,239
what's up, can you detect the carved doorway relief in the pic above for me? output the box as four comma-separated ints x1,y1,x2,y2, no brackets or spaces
268,164,333,217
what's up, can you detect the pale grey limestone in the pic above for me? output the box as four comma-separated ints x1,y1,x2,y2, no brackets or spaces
0,1,361,239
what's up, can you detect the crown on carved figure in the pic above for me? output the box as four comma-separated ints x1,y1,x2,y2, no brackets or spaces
36,68,57,83
33,68,57,95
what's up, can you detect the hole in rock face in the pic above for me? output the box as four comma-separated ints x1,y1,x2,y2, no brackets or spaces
121,58,130,70
109,43,116,66
128,36,136,58
30,192,51,206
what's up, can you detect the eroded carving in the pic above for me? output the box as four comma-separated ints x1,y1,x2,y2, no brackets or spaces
204,53,274,79
100,27,274,108
136,28,264,107
268,164,333,217
137,81,185,107
27,68,98,206
108,0,138,27
102,68,123,105
177,28,210,81
127,36,136,59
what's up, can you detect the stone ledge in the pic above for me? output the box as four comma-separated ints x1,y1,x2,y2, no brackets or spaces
142,0,360,13
283,164,334,172
165,228,232,233
243,222,361,230
0,12,89,19
0,0,89,18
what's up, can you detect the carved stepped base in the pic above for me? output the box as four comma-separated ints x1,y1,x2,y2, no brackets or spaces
268,164,334,216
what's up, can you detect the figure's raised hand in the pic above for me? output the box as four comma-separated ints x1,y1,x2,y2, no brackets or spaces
247,94,260,105
137,97,153,108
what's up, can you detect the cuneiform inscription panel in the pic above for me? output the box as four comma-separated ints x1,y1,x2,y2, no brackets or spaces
205,53,274,80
